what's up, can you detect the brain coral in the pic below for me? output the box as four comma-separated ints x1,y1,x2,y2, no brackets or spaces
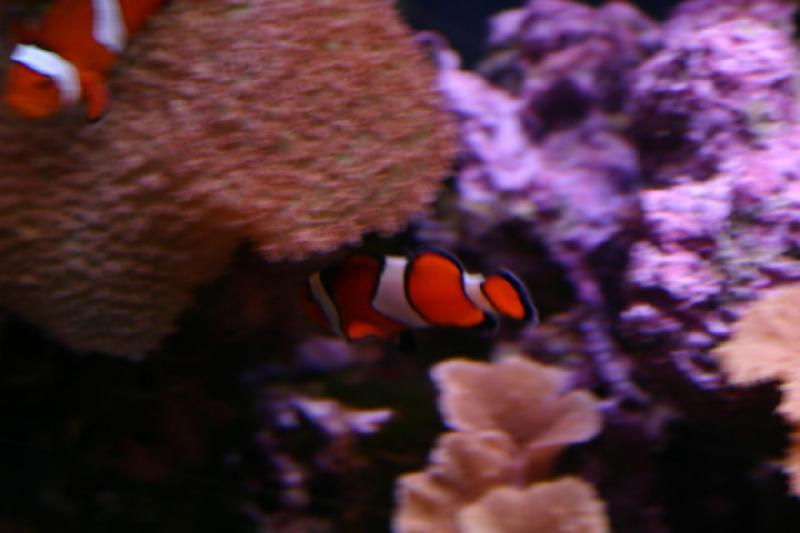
0,0,454,356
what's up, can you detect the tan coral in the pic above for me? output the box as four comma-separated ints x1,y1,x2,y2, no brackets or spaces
457,478,609,533
433,355,603,479
395,431,519,533
713,284,800,495
713,286,800,418
393,356,607,533
0,0,454,355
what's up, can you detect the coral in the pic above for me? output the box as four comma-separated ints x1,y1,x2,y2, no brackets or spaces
713,284,800,495
434,354,602,476
631,0,799,184
0,0,454,355
423,0,800,394
620,0,800,385
421,0,658,400
413,0,800,527
256,391,395,529
393,355,606,533
458,478,609,533
283,395,394,442
439,0,652,253
666,0,796,36
713,285,800,394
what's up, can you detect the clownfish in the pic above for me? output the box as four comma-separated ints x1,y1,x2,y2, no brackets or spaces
5,0,165,120
302,249,536,341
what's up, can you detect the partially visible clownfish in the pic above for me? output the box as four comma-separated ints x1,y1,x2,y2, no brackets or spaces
5,0,166,120
301,249,536,341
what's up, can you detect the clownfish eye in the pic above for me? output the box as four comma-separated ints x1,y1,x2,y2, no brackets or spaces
33,79,52,89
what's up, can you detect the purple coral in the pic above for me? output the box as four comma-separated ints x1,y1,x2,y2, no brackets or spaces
622,0,800,385
427,0,659,400
630,0,799,185
445,0,657,279
429,0,800,393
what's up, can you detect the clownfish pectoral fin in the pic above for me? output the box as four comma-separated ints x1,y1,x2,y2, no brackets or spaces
481,270,537,323
79,70,111,122
345,320,386,341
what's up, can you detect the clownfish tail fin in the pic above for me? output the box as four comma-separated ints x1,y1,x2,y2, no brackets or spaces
481,269,537,323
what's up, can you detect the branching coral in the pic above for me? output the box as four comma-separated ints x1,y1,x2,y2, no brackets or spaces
713,285,800,495
393,356,607,533
0,0,454,355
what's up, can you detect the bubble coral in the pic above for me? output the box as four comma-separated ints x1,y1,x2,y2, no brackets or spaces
0,0,454,356
713,285,800,495
393,355,607,533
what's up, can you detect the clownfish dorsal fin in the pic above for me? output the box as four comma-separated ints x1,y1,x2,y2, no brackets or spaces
79,69,110,121
413,246,463,267
481,269,537,323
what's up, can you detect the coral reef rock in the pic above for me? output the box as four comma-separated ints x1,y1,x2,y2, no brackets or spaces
0,0,454,356
393,355,607,533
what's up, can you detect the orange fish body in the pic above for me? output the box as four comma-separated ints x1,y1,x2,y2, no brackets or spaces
5,0,165,120
302,250,536,341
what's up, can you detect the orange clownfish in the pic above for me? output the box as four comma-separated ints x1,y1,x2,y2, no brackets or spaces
5,0,165,120
302,249,536,341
